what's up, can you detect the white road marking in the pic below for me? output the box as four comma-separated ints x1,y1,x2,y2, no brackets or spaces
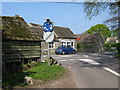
60,55,72,57
59,55,76,57
78,59,100,65
109,56,113,57
69,66,71,69
52,57,60,58
84,67,90,69
83,55,89,57
59,60,67,61
103,67,120,77
91,53,99,55
69,59,76,61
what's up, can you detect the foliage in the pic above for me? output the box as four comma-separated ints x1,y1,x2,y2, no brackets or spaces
104,43,118,47
83,1,120,53
114,53,120,58
3,63,66,88
77,43,82,49
111,29,119,37
104,43,118,51
83,2,107,19
83,2,119,20
84,24,111,39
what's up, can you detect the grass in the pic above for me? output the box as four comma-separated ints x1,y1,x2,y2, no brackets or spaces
25,62,66,81
3,62,66,88
114,53,120,58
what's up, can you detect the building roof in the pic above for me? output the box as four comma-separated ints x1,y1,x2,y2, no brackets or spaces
1,16,42,41
75,33,104,43
54,26,76,39
29,27,43,41
1,15,75,41
105,37,118,44
29,23,76,39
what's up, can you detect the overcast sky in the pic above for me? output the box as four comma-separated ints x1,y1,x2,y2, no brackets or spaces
2,2,111,34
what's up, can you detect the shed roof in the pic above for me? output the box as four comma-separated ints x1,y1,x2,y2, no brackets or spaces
75,33,104,43
1,16,42,41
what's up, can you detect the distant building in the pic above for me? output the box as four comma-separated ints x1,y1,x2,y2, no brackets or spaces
105,37,119,44
105,37,119,52
28,23,77,54
75,33,104,53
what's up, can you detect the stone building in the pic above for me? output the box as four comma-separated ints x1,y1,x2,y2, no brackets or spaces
75,33,104,53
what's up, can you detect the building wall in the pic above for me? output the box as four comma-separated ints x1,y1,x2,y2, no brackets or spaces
77,40,104,53
41,38,77,54
2,40,41,73
41,41,61,55
58,38,77,50
76,34,104,53
3,40,41,61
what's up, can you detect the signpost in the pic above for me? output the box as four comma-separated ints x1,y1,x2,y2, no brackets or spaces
43,18,54,66
43,32,54,42
43,19,54,32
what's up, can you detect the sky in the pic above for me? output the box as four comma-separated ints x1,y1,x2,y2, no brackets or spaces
2,2,111,34
1,0,117,2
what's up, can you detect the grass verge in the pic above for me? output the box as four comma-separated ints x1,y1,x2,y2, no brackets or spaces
114,53,120,58
3,62,66,88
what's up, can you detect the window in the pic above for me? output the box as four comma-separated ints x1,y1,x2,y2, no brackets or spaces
49,42,54,49
71,42,73,47
67,42,70,46
61,42,66,46
61,41,74,48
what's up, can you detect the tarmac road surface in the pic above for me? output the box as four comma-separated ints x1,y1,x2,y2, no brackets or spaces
50,52,119,88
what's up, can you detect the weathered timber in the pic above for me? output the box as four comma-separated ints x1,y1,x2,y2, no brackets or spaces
1,15,42,73
2,40,41,61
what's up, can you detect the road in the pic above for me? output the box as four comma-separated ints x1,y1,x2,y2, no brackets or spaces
50,53,119,88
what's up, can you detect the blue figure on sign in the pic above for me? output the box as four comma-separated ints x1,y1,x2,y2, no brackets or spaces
43,19,53,32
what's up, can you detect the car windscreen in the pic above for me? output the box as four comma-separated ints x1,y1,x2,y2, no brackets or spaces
58,46,62,49
58,46,65,49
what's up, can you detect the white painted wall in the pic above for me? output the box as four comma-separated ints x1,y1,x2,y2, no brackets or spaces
58,38,76,50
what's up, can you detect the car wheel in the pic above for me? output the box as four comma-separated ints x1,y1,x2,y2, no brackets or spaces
72,51,76,54
62,51,65,55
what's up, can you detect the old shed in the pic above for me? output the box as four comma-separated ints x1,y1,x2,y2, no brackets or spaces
1,15,42,73
75,33,104,53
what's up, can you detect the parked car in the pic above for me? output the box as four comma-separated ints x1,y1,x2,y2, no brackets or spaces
55,46,76,54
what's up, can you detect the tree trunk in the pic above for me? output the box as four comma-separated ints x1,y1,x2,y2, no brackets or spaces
117,1,120,54
117,43,120,53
